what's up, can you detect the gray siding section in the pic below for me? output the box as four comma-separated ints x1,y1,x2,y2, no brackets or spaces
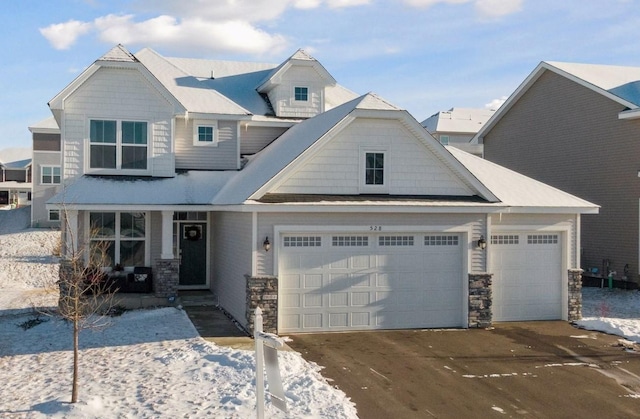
240,126,288,155
211,211,253,326
175,119,238,170
150,211,163,265
483,70,640,278
32,151,62,228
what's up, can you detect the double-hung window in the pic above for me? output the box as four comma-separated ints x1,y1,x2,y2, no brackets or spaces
89,212,147,267
193,121,217,146
365,152,385,185
41,166,61,184
89,119,148,170
360,149,388,193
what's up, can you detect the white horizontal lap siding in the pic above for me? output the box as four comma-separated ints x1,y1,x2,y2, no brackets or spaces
175,120,238,170
273,119,474,196
63,67,174,177
212,212,253,327
240,126,288,155
271,66,324,118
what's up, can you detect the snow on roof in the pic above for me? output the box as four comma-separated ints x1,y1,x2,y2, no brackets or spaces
546,61,640,107
422,108,496,134
48,171,235,207
447,146,598,210
98,44,138,63
2,159,31,169
28,116,59,131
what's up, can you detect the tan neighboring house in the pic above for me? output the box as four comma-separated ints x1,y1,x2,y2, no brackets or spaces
421,107,494,156
472,61,640,285
29,116,62,227
0,158,31,208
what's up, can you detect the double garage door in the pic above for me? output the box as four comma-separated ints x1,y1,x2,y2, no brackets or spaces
278,232,464,333
490,232,563,322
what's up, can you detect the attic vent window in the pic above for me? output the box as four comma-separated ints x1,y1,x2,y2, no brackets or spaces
294,86,308,101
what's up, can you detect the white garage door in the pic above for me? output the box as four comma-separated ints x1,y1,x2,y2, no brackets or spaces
278,232,464,333
490,233,563,321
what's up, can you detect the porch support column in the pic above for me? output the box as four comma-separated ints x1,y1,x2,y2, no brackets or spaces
65,209,79,256
160,210,174,259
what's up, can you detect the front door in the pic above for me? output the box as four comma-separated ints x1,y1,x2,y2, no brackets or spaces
179,223,207,287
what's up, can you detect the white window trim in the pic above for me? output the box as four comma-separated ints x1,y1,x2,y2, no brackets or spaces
48,209,60,222
292,85,309,104
41,165,61,185
86,118,151,175
440,135,450,145
359,147,389,193
193,120,218,147
85,211,150,267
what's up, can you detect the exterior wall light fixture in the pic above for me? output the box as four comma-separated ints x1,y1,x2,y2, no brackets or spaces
477,235,487,250
263,236,271,252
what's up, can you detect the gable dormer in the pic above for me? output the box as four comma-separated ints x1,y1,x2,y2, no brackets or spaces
256,49,337,119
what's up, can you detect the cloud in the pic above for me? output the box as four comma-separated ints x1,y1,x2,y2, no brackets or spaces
475,0,523,18
485,96,507,110
93,14,288,55
39,20,93,50
400,0,522,19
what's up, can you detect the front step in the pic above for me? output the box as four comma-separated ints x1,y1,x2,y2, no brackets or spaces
178,290,219,307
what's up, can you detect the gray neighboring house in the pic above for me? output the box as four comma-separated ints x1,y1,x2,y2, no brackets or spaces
47,45,597,333
472,61,640,285
29,116,62,228
0,158,31,207
421,107,494,157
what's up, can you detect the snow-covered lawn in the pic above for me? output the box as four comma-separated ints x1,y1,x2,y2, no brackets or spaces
1,207,640,418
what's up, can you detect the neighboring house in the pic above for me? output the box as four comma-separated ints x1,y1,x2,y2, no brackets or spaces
48,45,597,333
472,61,640,285
0,158,32,207
29,116,62,227
421,107,494,156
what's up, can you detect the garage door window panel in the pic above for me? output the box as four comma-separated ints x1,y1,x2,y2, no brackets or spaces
284,236,322,247
492,235,519,245
528,234,558,244
379,236,414,246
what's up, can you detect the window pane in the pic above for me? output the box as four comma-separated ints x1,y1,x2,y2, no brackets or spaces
90,145,116,168
90,120,116,143
90,240,115,267
295,87,308,101
120,212,145,238
122,121,147,145
120,241,145,266
198,126,214,142
49,210,60,221
365,152,384,185
90,212,116,238
122,146,147,169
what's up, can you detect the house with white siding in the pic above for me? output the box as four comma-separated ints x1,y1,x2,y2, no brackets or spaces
48,45,598,333
29,116,62,227
0,158,31,208
421,107,494,156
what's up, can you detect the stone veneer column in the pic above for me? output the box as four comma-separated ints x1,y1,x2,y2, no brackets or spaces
154,259,179,298
468,273,493,328
246,275,278,334
568,269,583,322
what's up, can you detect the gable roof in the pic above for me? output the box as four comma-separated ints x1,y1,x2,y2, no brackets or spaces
1,159,31,169
256,49,337,93
422,108,496,134
474,61,640,140
448,147,598,212
213,92,499,204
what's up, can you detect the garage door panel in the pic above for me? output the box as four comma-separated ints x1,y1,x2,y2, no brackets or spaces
281,293,301,309
281,274,301,290
279,232,463,332
491,232,562,322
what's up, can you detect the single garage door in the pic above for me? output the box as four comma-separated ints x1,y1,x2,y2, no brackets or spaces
490,233,563,321
279,232,464,332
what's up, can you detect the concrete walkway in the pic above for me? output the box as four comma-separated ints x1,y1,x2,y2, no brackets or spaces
179,291,255,350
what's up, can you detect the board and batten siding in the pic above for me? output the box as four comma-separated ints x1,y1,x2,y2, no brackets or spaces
62,67,175,179
240,125,289,155
483,69,640,279
211,211,253,326
256,212,485,276
273,118,474,196
174,119,238,170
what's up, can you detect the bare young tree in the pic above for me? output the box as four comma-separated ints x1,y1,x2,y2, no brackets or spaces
55,206,121,404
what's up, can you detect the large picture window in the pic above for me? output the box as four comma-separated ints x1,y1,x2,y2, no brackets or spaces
90,119,148,170
89,212,146,267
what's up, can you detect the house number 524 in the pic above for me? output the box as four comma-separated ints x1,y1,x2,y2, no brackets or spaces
370,226,382,231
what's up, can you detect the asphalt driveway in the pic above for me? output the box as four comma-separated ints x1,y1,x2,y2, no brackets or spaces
287,322,640,418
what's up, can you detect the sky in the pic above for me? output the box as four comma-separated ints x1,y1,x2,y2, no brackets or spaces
1,0,640,162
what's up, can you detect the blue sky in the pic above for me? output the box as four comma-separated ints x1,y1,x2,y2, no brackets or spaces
1,0,639,161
